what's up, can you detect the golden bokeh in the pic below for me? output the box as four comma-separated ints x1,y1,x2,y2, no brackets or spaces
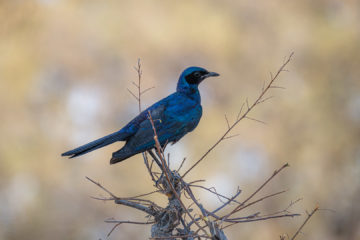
1,0,359,239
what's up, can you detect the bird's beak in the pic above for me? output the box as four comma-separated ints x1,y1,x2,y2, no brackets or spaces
204,72,220,79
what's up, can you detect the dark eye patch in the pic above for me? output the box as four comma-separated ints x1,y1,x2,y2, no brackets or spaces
185,71,208,85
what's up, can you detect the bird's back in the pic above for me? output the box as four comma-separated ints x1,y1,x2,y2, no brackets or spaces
110,92,202,163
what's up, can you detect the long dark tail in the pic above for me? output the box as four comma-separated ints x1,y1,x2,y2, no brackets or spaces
62,131,127,158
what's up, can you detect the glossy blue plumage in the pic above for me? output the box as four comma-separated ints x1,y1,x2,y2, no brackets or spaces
61,66,219,164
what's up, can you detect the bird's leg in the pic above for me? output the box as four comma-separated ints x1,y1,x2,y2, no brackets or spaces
147,149,166,187
161,140,169,150
147,150,163,169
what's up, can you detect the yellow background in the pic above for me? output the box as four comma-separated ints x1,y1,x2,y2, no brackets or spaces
1,0,359,239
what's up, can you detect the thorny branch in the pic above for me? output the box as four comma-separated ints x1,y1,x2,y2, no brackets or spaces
83,54,317,239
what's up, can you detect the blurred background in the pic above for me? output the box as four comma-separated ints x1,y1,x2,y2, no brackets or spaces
1,0,359,239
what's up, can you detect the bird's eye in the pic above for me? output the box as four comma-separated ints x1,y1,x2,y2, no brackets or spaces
194,72,201,78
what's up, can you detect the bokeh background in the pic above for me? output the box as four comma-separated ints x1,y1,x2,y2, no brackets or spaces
1,0,360,239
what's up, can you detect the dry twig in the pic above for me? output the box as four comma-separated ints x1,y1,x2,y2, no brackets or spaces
290,206,319,240
182,52,294,178
83,54,312,239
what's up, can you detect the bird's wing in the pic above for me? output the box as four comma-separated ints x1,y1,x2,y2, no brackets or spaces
124,103,170,150
119,100,166,133
124,96,200,152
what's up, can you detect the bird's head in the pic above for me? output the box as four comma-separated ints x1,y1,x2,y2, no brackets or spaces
177,66,219,93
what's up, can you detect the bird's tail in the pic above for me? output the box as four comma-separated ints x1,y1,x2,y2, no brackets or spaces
62,131,127,158
110,146,139,164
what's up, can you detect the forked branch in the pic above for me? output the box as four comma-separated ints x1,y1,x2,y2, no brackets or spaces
182,52,294,178
83,55,312,240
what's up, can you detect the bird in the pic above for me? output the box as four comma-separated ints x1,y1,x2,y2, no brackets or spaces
61,66,219,164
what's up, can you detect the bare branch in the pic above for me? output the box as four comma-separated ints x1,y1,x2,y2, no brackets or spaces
211,187,242,214
182,52,294,178
147,149,163,169
105,219,154,224
262,198,302,217
257,96,275,104
189,184,242,205
222,213,300,228
141,86,155,95
132,81,139,88
221,190,287,220
177,157,187,173
270,85,286,90
124,190,161,200
237,102,245,120
223,134,240,140
147,111,210,237
221,163,289,221
135,58,142,112
224,114,231,129
188,187,242,229
149,234,212,239
290,206,319,240
127,88,140,101
85,176,117,199
90,195,114,201
83,54,310,239
86,176,159,216
106,219,154,237
143,152,159,184
114,199,158,216
245,116,267,125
